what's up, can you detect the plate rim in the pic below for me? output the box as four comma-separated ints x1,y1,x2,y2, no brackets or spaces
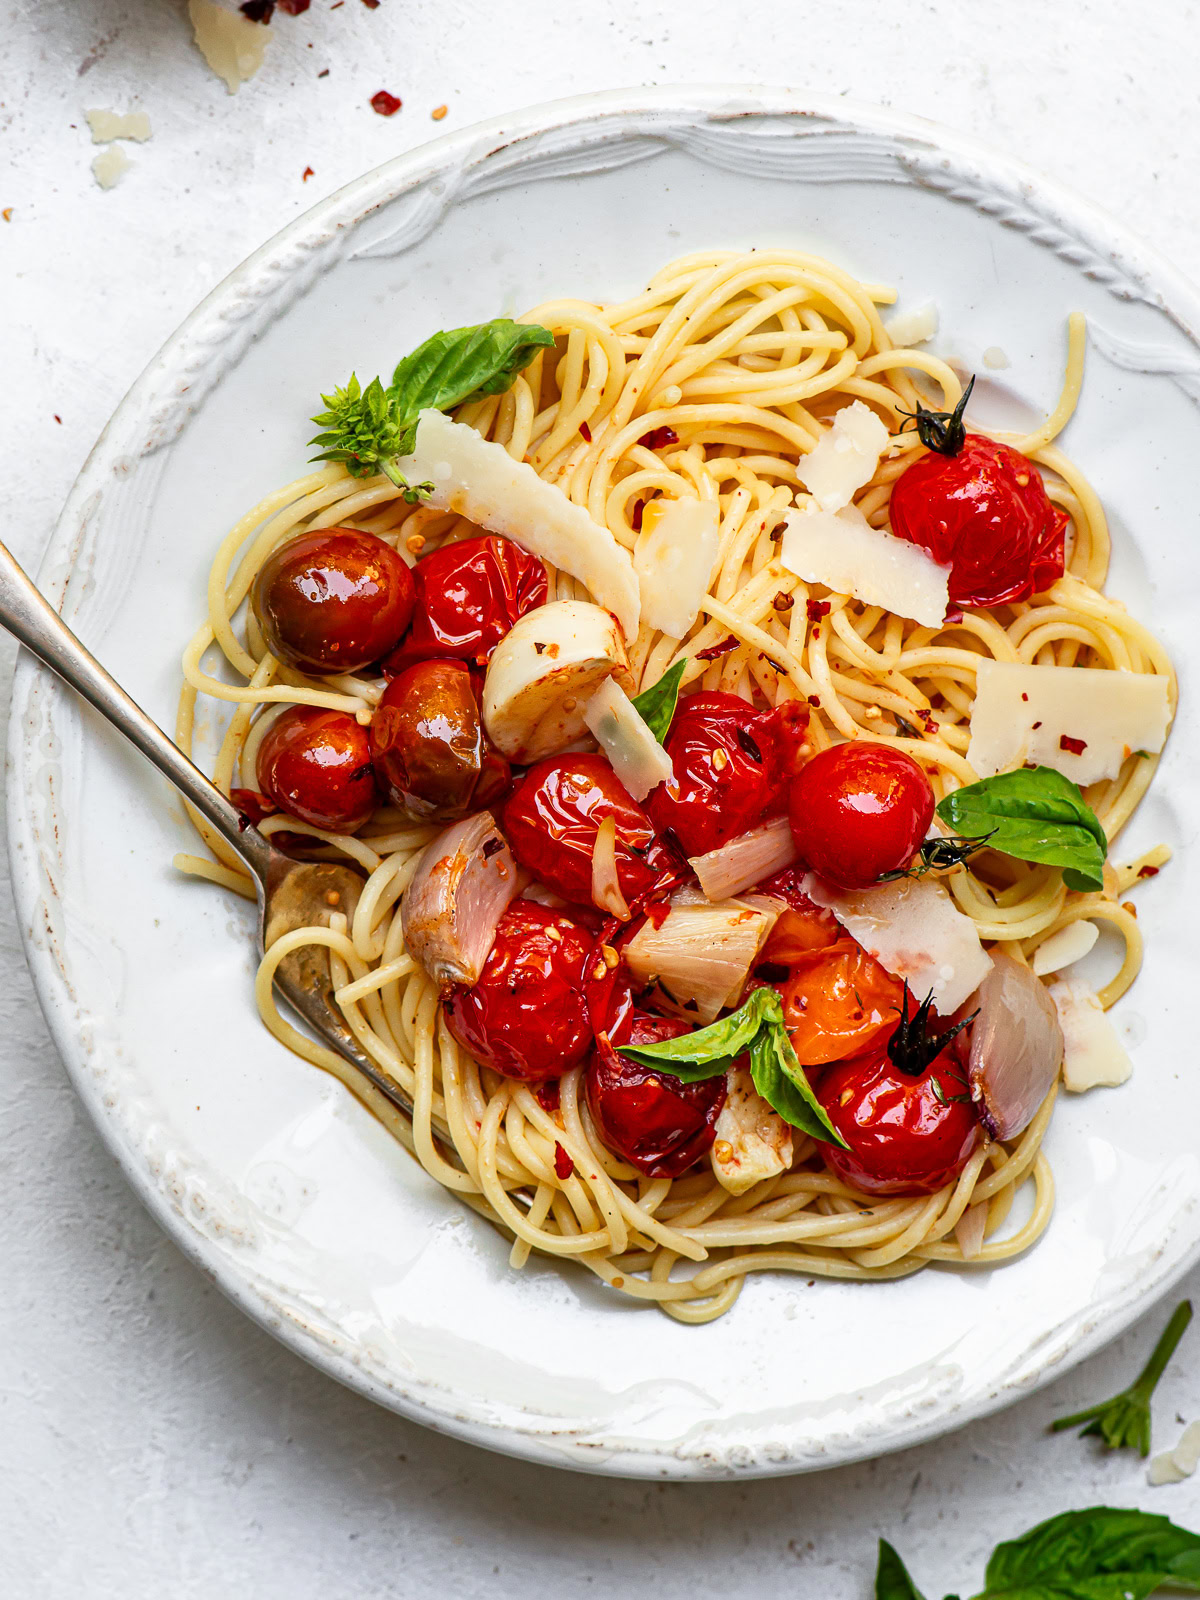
9,84,1200,1480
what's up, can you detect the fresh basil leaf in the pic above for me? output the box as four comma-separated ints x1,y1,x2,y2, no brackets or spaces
936,766,1107,894
748,1008,846,1146
1051,1301,1192,1456
876,1540,929,1600
390,318,555,445
978,1507,1200,1600
631,658,687,744
616,986,771,1080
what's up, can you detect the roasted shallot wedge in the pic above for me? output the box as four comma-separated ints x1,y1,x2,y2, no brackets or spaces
966,950,1064,1141
623,900,777,1025
690,815,798,902
401,811,521,988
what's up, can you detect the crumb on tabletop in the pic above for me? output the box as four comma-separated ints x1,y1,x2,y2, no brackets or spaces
2,208,12,221
371,90,402,117
432,104,448,121
302,165,314,181
92,145,131,189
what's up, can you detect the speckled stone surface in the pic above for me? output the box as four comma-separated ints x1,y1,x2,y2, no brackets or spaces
3,2,1200,1594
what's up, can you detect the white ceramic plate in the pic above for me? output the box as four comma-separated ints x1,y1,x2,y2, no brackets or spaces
9,88,1200,1480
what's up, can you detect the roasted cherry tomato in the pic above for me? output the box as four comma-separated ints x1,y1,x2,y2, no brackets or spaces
778,939,906,1066
256,706,378,832
384,534,548,675
369,659,508,819
788,742,933,890
586,1011,726,1178
755,865,840,965
251,527,415,674
645,692,807,857
504,754,681,910
443,900,593,1083
816,1024,980,1196
890,434,1066,608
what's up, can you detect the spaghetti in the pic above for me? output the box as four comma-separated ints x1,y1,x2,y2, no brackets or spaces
175,248,1174,1322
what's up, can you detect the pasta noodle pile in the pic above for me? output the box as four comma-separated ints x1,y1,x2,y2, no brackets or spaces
176,249,1174,1321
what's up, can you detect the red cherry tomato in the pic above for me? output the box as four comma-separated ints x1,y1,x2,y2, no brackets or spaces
645,692,807,857
384,534,548,674
889,436,1067,608
585,1011,726,1178
503,754,681,910
788,742,933,890
816,1030,980,1196
778,939,906,1066
256,706,378,832
251,527,415,674
443,900,593,1083
369,659,508,819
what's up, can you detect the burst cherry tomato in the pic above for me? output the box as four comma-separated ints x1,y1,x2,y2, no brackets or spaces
369,659,508,819
645,692,807,857
755,865,840,964
890,434,1066,608
251,527,415,674
256,706,378,832
503,754,681,909
384,534,548,675
443,901,592,1083
816,1020,980,1196
585,1012,726,1178
778,939,906,1065
788,742,933,890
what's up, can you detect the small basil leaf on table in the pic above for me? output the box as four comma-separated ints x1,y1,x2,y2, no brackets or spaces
874,1539,929,1600
631,657,688,743
978,1506,1200,1599
1050,1299,1192,1455
617,987,846,1145
936,766,1108,893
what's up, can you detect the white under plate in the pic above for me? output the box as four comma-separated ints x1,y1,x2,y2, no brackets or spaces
9,88,1200,1480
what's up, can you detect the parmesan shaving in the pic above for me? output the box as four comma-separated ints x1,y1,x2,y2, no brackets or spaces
91,147,131,190
188,0,271,95
1150,1421,1200,1486
85,109,152,144
1031,920,1099,976
803,872,992,1014
795,401,890,513
633,497,720,639
780,502,950,628
967,660,1171,786
399,410,640,638
884,302,939,347
1049,976,1133,1092
583,677,673,802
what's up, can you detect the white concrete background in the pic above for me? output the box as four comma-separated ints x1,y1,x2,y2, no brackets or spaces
4,2,1200,1594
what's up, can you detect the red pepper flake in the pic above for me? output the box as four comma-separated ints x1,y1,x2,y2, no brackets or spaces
361,0,380,6
806,599,830,622
301,166,314,182
53,414,62,424
1,208,12,222
578,419,592,443
317,67,330,77
278,0,311,11
431,105,448,122
807,694,821,707
638,425,679,450
370,90,402,116
811,626,821,639
240,0,274,19
1139,864,1160,878
1020,692,1029,702
536,1080,560,1113
554,1142,575,1181
1031,720,1042,730
631,498,645,532
1059,734,1088,756
696,635,738,661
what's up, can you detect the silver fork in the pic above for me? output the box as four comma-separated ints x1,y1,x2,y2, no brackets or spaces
0,538,427,1133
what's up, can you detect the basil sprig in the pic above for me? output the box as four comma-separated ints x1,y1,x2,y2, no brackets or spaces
617,987,846,1146
310,318,555,490
1051,1299,1192,1455
877,1507,1200,1599
631,658,687,744
936,765,1108,893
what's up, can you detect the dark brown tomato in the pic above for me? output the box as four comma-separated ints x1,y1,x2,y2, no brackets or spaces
503,754,681,910
443,901,593,1083
251,527,415,674
384,534,548,674
255,706,378,832
369,659,509,820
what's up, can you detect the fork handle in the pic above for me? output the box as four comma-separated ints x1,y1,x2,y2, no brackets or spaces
0,539,272,879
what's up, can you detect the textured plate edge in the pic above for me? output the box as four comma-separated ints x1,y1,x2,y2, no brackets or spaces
8,84,1200,1480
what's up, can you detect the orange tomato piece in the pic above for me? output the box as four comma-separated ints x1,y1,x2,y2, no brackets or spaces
761,903,840,965
780,939,906,1066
